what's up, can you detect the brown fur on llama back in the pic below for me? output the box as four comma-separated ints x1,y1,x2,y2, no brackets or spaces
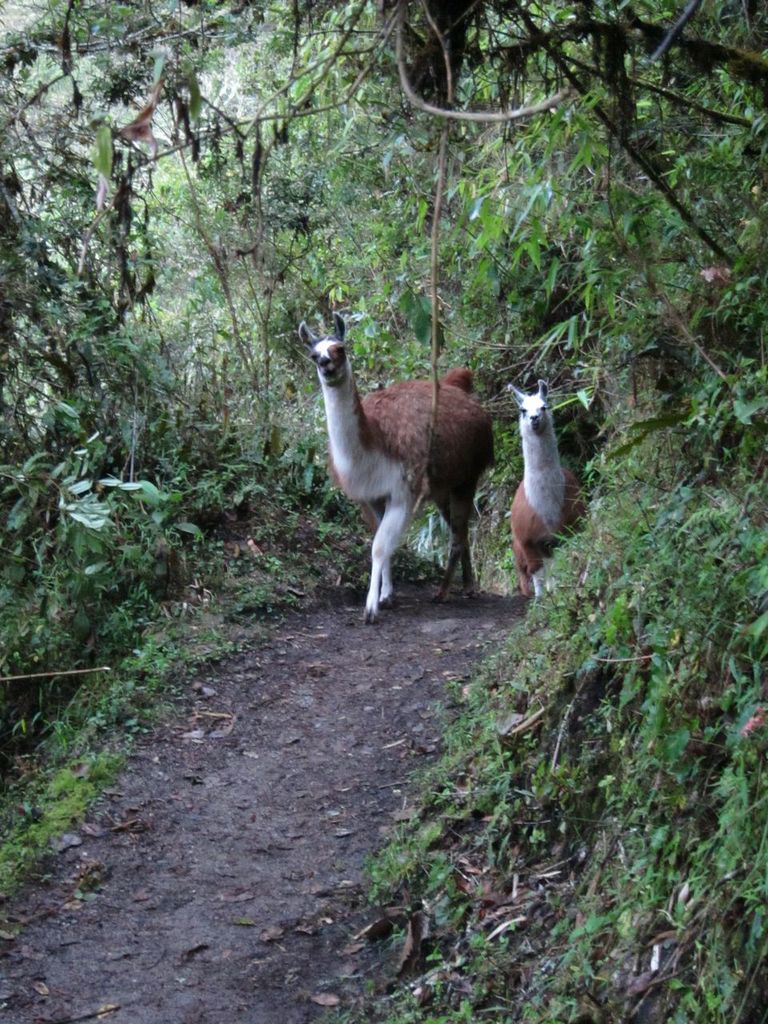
361,377,493,489
439,367,474,394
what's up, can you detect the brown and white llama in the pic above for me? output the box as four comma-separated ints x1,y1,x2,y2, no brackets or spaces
300,313,494,623
509,380,584,598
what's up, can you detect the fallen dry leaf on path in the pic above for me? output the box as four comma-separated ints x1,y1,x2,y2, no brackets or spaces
310,993,340,1006
181,729,205,742
219,891,256,904
353,907,405,943
398,910,430,975
81,822,106,838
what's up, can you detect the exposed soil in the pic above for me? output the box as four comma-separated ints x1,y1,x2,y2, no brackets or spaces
1,583,525,1024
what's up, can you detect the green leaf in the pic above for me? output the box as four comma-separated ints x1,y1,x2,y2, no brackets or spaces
188,72,202,124
609,412,690,459
152,52,166,86
137,480,164,504
733,397,768,425
84,561,108,576
66,508,110,530
544,257,559,297
746,610,768,640
56,401,80,420
469,196,485,222
93,124,113,179
8,498,27,531
176,521,203,538
662,728,690,763
67,479,93,496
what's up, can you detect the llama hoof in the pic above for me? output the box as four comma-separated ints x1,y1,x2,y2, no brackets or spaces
364,607,378,625
432,590,448,604
379,594,395,610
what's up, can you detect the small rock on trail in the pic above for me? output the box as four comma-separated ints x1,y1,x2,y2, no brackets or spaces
1,584,525,1024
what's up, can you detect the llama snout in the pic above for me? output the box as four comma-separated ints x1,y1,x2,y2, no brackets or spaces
528,414,546,434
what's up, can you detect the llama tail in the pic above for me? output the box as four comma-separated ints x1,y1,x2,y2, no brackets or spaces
440,367,474,393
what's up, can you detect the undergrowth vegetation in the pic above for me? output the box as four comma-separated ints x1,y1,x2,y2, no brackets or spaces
354,375,767,1022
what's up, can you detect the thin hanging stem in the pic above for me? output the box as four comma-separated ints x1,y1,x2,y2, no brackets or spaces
430,125,448,430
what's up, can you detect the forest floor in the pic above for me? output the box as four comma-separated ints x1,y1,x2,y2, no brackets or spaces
1,581,525,1024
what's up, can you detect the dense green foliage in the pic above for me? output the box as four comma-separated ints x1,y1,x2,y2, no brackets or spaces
1,0,767,1018
362,415,767,1022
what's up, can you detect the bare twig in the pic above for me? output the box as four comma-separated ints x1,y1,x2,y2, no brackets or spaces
42,1006,120,1024
420,0,453,103
551,700,574,771
508,706,546,736
594,654,653,664
426,124,447,481
1,666,111,685
245,0,378,137
0,74,69,133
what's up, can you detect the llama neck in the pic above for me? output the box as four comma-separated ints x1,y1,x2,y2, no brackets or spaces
522,421,565,529
319,373,370,475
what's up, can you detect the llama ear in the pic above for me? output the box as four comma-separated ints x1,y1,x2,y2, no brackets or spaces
298,321,317,349
507,383,527,408
537,380,549,401
333,312,346,342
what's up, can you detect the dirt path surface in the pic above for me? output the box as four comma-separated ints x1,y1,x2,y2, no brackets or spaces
2,584,525,1024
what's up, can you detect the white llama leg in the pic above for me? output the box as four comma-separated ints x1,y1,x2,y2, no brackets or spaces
365,498,411,623
532,566,546,598
380,559,394,608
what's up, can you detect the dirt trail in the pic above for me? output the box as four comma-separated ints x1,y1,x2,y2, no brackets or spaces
1,584,525,1024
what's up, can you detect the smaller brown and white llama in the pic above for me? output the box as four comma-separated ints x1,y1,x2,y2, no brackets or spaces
300,313,494,623
509,380,584,598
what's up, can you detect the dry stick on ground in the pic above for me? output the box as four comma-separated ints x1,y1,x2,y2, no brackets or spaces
0,666,111,685
43,1008,120,1024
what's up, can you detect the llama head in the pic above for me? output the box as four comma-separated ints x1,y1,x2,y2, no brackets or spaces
299,312,349,388
508,379,551,437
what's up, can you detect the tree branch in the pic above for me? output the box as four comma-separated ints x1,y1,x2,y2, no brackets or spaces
650,0,704,61
564,54,752,128
395,1,573,124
